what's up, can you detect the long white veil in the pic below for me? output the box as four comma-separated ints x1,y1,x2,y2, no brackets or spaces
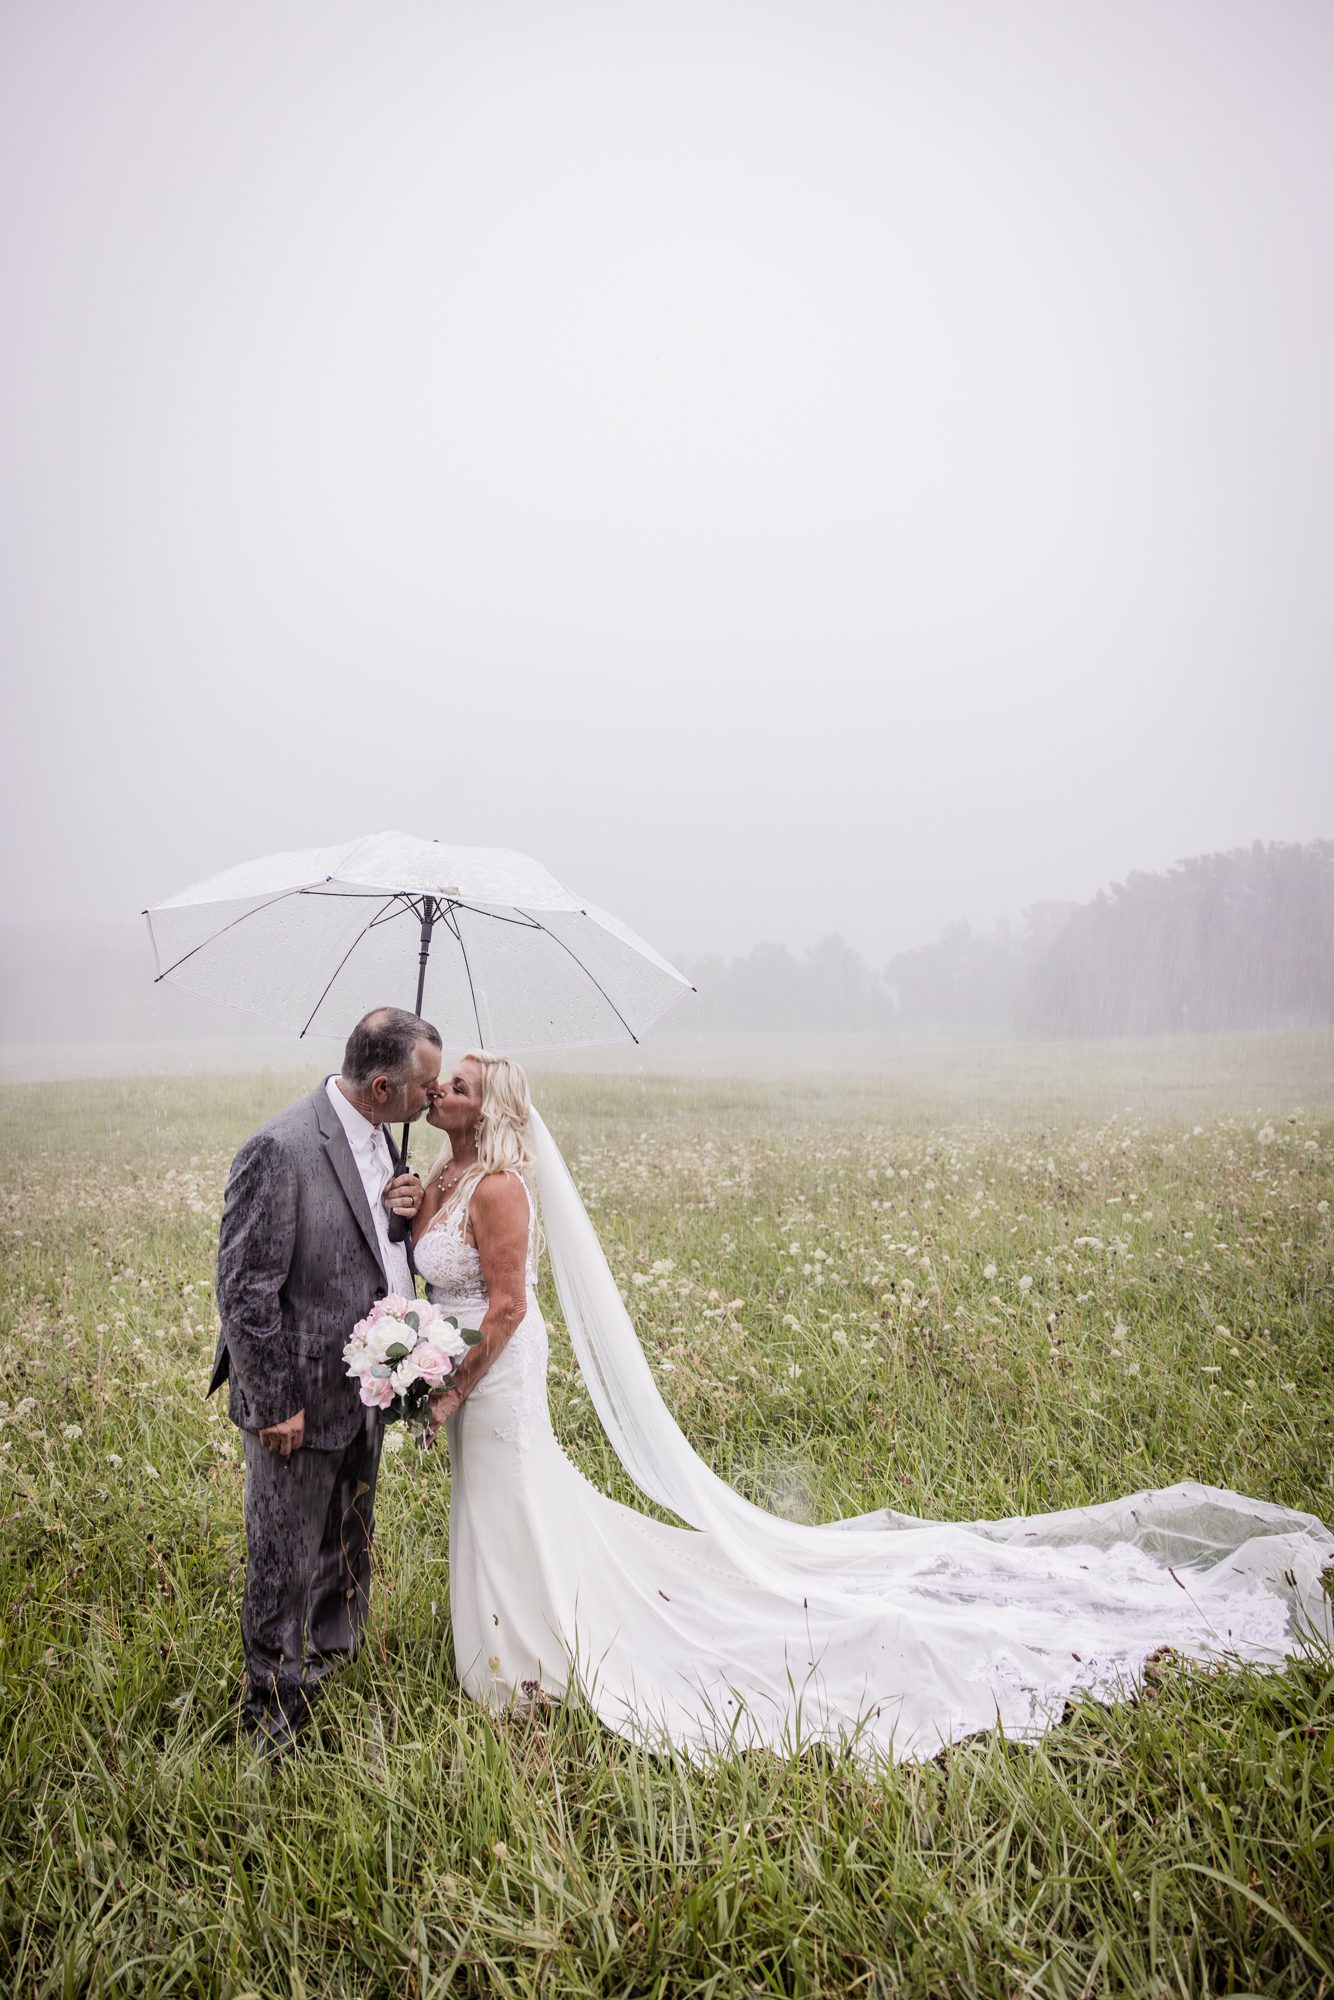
529,1105,864,1604
528,1106,1334,1642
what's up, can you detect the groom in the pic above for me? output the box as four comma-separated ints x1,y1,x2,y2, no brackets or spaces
212,1007,441,1752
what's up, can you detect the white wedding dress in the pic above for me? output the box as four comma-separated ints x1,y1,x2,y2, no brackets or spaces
415,1114,1334,1764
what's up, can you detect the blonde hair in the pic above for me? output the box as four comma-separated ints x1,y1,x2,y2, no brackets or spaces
427,1049,537,1224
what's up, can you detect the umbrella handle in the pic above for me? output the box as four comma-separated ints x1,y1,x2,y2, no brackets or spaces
388,897,434,1248
387,1121,412,1245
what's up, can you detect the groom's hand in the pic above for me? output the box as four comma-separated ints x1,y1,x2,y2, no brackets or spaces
383,1173,424,1219
259,1408,305,1456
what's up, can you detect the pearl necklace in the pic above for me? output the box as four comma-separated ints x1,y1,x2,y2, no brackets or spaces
435,1159,476,1203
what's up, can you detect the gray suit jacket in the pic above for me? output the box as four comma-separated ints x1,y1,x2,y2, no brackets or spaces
211,1084,412,1450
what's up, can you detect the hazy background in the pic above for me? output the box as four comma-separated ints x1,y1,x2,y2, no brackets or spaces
2,0,1332,1060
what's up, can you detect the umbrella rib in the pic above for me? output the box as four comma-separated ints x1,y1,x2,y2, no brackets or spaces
516,909,640,1045
443,901,544,930
368,900,418,929
297,896,401,1038
440,904,485,1047
148,884,319,981
287,887,543,930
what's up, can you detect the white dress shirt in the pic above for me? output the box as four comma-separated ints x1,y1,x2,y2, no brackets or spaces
325,1076,415,1300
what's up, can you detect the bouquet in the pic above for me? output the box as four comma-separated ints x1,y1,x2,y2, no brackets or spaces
343,1295,480,1447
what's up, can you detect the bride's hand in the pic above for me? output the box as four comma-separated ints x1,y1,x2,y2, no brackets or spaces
427,1386,462,1443
383,1173,424,1219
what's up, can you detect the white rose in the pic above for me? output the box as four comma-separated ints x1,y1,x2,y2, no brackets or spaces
364,1317,413,1365
390,1356,423,1397
434,1317,471,1360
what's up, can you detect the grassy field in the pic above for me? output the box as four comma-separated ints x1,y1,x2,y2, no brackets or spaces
1,1034,1332,1998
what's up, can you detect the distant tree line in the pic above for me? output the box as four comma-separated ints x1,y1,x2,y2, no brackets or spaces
683,840,1334,1037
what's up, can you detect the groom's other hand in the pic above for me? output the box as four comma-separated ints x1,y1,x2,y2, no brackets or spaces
382,1173,424,1219
259,1408,305,1456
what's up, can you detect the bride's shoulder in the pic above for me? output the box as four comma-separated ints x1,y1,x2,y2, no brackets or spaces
470,1169,531,1222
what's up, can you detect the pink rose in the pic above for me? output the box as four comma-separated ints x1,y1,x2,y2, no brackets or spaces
411,1341,455,1387
359,1374,396,1410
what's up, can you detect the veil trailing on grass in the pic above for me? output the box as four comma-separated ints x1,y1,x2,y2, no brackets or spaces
527,1106,1334,1675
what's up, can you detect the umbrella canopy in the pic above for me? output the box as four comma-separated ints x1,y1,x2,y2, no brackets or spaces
145,830,692,1050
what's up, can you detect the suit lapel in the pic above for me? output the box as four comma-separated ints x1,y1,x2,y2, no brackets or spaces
313,1084,388,1282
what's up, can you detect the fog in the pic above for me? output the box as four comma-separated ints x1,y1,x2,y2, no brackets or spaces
2,1,1332,1055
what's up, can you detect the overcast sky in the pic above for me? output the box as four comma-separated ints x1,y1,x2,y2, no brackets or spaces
2,0,1331,973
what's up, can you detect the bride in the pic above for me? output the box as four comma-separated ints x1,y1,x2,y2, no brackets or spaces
408,1050,1334,1763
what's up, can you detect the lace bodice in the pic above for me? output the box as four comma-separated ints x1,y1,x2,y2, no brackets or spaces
414,1170,547,1452
413,1170,538,1303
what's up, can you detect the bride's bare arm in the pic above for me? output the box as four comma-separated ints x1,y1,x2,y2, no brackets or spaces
429,1173,530,1420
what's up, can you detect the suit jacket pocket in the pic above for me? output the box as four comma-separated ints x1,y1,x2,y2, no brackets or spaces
297,1337,337,1360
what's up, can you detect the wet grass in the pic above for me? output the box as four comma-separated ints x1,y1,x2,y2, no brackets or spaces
1,1036,1332,1997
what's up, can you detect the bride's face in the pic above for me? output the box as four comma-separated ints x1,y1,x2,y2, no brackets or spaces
426,1057,484,1139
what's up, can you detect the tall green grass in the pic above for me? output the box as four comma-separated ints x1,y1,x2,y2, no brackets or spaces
1,1039,1332,1997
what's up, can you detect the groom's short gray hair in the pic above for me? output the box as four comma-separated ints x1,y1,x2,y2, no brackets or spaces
342,1008,441,1087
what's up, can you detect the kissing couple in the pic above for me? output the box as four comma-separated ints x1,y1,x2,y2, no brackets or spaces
214,1009,1334,1761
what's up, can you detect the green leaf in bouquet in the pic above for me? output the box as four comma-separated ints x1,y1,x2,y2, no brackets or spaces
442,1316,459,1330
462,1326,483,1346
403,1310,420,1335
385,1341,410,1362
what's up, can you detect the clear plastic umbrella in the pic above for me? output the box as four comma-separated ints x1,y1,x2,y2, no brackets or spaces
145,829,692,1054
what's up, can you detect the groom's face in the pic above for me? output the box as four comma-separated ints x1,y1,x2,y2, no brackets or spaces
370,1040,441,1124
